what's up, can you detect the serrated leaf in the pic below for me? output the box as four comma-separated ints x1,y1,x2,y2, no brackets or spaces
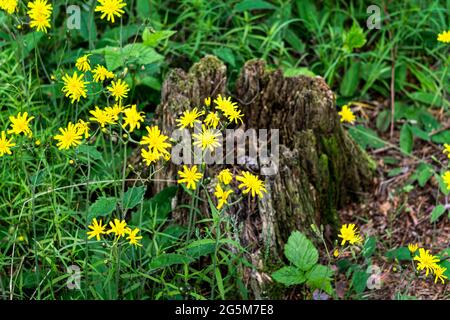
284,231,318,271
88,197,117,221
305,264,334,294
343,22,366,52
272,266,306,286
123,186,146,210
400,124,413,154
142,29,176,47
430,205,446,223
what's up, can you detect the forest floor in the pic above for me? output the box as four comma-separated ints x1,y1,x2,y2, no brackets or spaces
338,101,450,300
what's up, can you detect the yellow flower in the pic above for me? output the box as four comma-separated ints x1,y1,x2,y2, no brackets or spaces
89,106,116,127
126,227,143,247
413,248,440,276
338,105,356,124
75,119,90,139
437,30,450,43
218,168,233,185
122,104,144,132
108,79,129,101
106,219,127,238
236,171,267,198
193,124,221,152
442,171,450,191
92,65,115,82
105,104,124,121
204,112,220,129
54,122,83,150
214,94,243,124
433,265,448,284
0,131,15,157
87,218,106,241
95,0,126,23
176,108,204,129
177,165,203,190
27,0,52,33
62,72,88,104
204,97,211,107
141,148,162,166
0,0,18,14
443,144,450,159
214,183,233,210
35,139,41,146
337,224,363,246
140,126,171,156
8,112,34,137
75,54,91,72
408,243,418,254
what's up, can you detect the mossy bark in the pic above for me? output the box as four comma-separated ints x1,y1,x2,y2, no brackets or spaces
151,56,374,297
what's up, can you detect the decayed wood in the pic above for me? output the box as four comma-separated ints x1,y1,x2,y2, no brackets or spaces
151,55,374,297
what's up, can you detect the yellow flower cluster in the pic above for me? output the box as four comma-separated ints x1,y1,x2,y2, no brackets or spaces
140,126,171,166
0,0,18,14
409,245,448,284
27,0,53,33
87,218,142,247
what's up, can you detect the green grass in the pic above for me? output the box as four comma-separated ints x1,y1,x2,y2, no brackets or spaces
0,0,449,300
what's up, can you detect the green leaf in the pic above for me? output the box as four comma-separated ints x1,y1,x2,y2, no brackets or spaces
215,268,225,300
431,130,450,144
185,240,216,259
399,124,413,154
385,247,411,261
343,22,366,52
430,205,446,223
212,47,236,67
376,110,391,133
144,185,178,221
283,67,315,77
340,62,360,97
363,236,377,258
284,231,318,271
272,266,306,286
235,0,277,11
88,197,117,221
305,264,334,294
123,186,146,210
409,91,444,108
413,163,434,187
142,29,176,47
351,271,369,294
150,253,193,269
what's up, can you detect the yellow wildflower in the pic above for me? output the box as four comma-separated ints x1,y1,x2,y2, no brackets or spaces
443,144,450,159
126,228,143,247
122,104,144,132
337,224,363,246
87,218,106,241
95,0,126,23
204,97,211,107
62,72,88,103
442,171,450,191
8,112,34,137
0,131,15,157
140,126,171,156
75,54,91,72
236,171,267,198
408,243,418,254
53,122,83,150
89,106,116,128
0,0,18,14
218,168,233,185
105,104,124,121
437,30,450,43
177,165,203,190
433,265,448,284
108,79,129,101
193,124,221,152
204,112,220,129
92,65,115,82
338,105,356,124
176,108,204,129
214,183,233,210
76,119,90,139
106,219,127,238
413,248,440,276
27,0,52,33
141,148,161,166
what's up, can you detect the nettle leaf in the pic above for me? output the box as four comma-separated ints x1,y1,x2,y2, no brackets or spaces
399,124,413,154
123,186,146,210
272,266,306,286
284,231,318,271
88,197,117,221
430,205,446,223
343,21,366,52
150,253,193,269
305,264,334,295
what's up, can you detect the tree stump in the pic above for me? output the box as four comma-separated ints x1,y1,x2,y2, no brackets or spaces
152,55,374,296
